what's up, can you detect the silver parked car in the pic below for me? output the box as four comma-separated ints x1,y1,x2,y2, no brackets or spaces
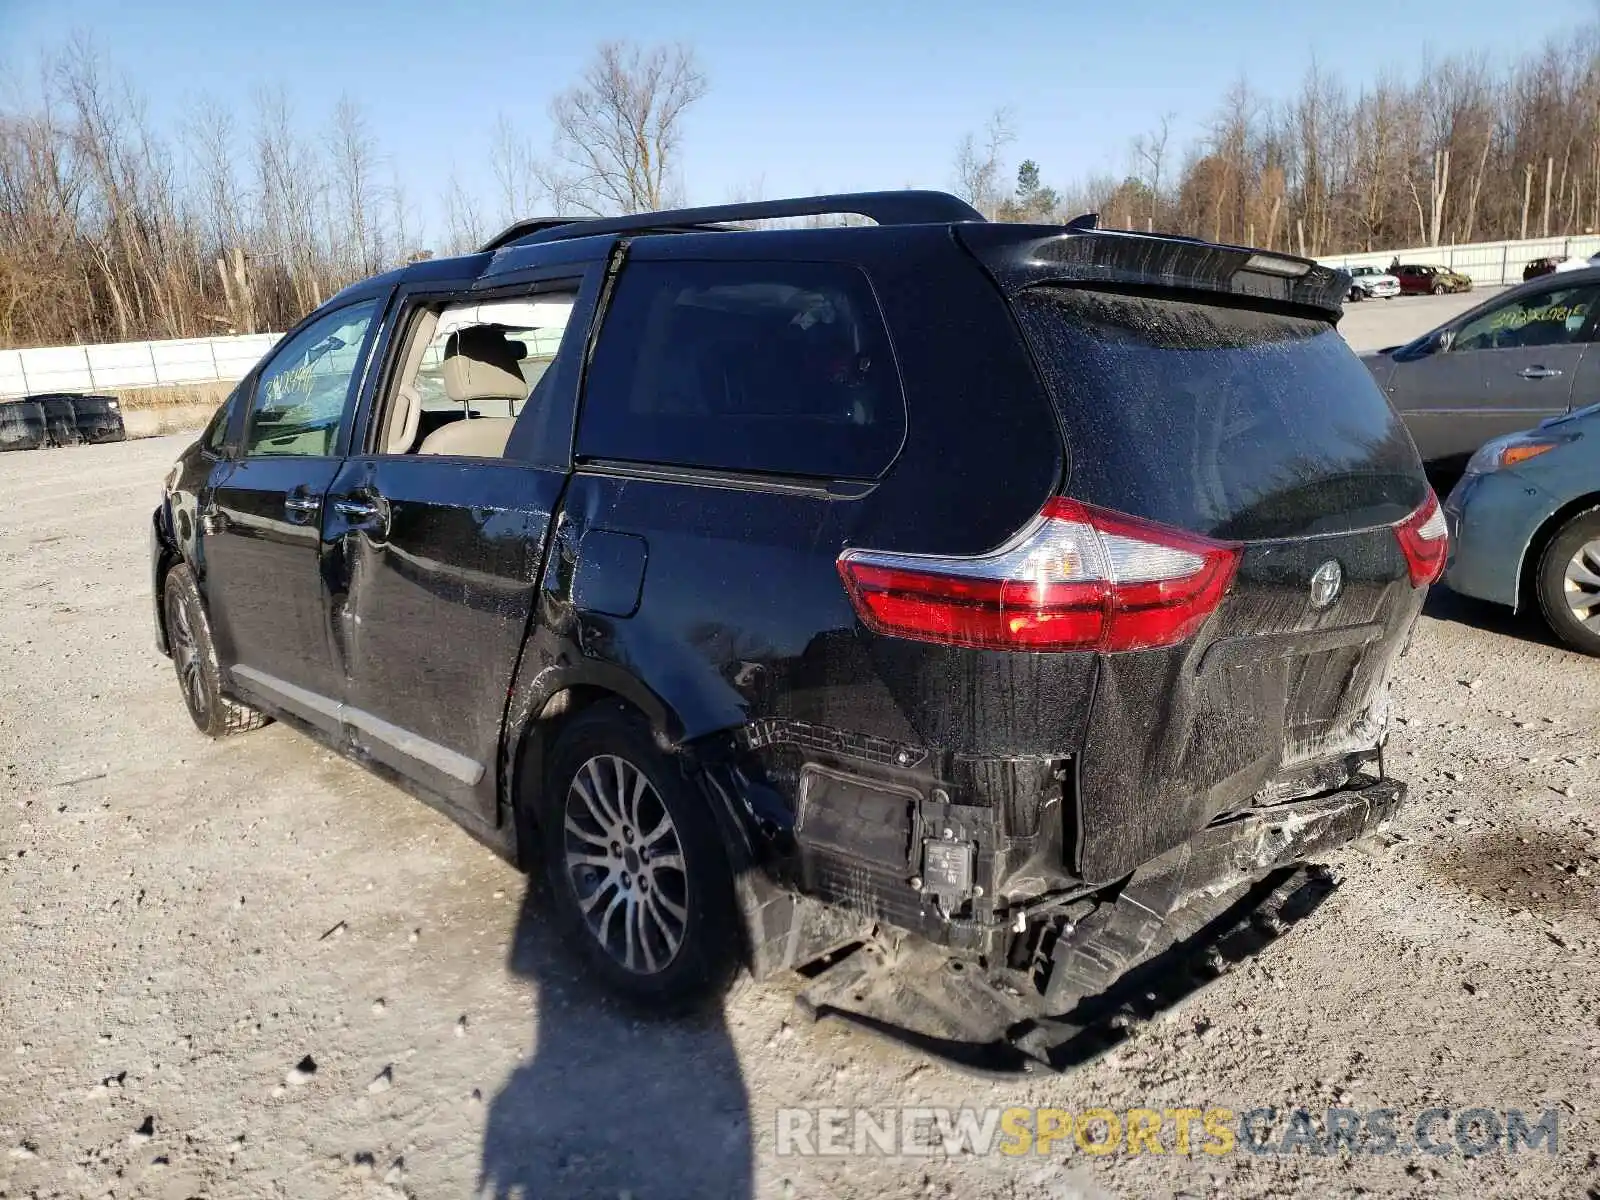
1363,267,1600,481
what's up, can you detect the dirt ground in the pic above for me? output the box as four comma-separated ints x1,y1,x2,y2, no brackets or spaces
2,430,1597,1200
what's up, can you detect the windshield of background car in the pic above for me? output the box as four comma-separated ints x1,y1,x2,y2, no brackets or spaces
1013,287,1428,540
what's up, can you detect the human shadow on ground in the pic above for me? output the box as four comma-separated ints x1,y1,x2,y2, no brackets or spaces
477,879,753,1199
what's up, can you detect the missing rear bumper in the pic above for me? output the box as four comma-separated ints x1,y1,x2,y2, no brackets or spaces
794,777,1403,1075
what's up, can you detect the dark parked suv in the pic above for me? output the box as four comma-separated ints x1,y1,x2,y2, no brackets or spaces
152,193,1443,1070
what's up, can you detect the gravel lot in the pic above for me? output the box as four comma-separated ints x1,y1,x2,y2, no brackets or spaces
1337,288,1502,353
3,301,1597,1198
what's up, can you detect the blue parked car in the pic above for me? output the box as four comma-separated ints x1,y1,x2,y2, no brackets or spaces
1444,402,1600,654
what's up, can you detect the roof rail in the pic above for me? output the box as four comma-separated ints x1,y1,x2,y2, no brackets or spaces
478,217,580,253
479,190,986,252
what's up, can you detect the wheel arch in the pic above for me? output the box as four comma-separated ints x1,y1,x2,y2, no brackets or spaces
1516,493,1600,613
151,504,183,656
501,662,684,867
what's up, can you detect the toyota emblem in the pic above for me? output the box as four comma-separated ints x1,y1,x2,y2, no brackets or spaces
1309,560,1343,609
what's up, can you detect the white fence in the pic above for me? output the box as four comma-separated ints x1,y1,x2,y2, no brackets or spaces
1320,235,1600,287
0,332,282,399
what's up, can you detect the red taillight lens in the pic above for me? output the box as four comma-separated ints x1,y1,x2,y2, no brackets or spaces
1394,490,1448,587
837,498,1240,653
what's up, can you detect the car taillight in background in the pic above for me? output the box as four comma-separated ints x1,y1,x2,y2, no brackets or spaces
1394,491,1448,586
837,498,1241,653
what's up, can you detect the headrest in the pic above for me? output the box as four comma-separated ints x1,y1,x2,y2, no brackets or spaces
442,326,529,404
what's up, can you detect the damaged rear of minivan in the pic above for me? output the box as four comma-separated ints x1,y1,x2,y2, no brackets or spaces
774,224,1442,1071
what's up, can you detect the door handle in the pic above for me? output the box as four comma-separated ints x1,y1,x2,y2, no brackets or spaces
333,499,380,519
284,495,320,515
1518,366,1563,379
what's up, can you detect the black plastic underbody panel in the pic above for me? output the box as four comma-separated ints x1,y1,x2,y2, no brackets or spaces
794,776,1404,1074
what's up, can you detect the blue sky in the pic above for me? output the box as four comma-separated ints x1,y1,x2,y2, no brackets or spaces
2,0,1592,245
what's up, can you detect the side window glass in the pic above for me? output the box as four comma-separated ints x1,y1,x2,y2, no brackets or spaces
578,260,905,479
375,293,575,458
243,300,377,458
203,384,239,452
1453,285,1600,352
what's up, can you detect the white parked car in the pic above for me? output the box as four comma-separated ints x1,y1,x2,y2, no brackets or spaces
1346,266,1400,300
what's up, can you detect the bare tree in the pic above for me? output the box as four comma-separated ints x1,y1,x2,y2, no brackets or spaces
327,95,380,277
1132,113,1173,229
441,166,486,254
490,112,540,225
38,23,1600,354
388,167,417,262
183,96,243,261
951,107,1016,218
541,41,708,216
252,86,326,313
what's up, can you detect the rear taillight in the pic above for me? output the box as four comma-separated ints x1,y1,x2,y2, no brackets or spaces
837,498,1240,653
1395,490,1448,586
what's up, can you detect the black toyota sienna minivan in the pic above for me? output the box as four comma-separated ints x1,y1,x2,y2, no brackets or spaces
152,193,1442,1070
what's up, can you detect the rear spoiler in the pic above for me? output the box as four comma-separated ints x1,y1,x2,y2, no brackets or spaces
957,224,1349,319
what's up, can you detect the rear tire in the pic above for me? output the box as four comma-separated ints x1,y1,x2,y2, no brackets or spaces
163,565,270,737
538,702,739,1011
1535,509,1600,656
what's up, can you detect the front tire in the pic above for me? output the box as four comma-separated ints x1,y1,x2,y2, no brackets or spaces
1536,510,1600,656
1432,283,1446,295
539,703,739,1010
163,565,270,737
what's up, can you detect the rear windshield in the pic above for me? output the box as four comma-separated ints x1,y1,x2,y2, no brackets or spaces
1014,288,1427,540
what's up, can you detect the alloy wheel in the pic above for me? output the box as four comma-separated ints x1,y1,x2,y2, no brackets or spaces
1562,538,1600,629
168,593,208,721
561,754,688,975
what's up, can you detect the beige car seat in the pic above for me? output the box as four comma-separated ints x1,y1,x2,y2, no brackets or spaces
417,326,526,457
385,383,422,454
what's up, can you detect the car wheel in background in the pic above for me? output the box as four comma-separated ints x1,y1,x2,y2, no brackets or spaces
1348,287,1364,302
1535,509,1600,656
538,701,739,1010
163,564,271,737
1432,283,1446,295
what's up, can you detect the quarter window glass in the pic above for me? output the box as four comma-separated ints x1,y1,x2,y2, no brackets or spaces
578,260,905,479
1453,285,1600,352
244,300,377,458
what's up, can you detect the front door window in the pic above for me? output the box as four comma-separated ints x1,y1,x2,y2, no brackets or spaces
1452,285,1600,352
244,300,378,458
